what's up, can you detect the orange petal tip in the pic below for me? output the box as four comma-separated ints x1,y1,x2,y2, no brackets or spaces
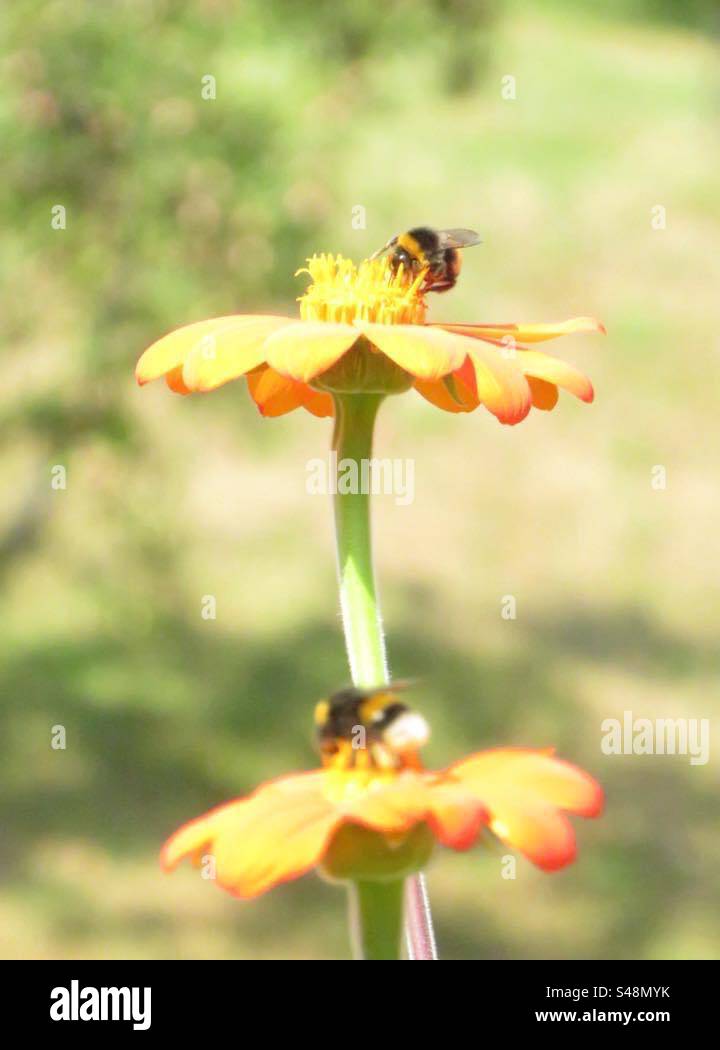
562,316,606,337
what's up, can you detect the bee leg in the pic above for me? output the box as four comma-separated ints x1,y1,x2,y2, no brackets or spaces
425,279,456,294
369,235,398,260
327,739,355,770
355,745,372,771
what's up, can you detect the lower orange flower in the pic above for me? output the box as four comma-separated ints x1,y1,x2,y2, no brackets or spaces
161,748,602,898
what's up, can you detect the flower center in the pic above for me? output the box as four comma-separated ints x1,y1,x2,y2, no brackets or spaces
321,739,424,774
297,253,428,326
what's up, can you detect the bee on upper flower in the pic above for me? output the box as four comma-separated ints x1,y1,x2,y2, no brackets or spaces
370,226,482,294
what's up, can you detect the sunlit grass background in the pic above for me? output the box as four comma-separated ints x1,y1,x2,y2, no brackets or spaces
1,0,719,959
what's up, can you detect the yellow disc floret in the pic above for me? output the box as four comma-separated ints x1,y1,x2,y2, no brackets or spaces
297,254,427,326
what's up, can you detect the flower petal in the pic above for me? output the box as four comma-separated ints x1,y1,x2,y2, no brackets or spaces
425,783,488,850
301,386,335,418
527,375,559,411
161,800,231,872
448,358,482,410
340,774,437,836
414,378,468,414
165,366,192,395
466,342,532,424
246,366,305,417
435,317,606,344
517,350,594,403
356,323,467,381
447,332,592,407
264,322,360,382
181,316,294,392
163,773,339,899
337,772,486,851
450,748,602,870
414,357,483,414
415,342,531,423
136,316,282,385
249,367,334,419
489,804,579,871
213,780,338,898
451,748,603,817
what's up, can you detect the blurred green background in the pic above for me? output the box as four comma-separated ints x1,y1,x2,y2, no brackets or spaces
1,0,719,960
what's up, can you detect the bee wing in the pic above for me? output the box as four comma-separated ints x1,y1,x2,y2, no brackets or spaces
383,678,417,695
437,228,482,249
354,679,416,700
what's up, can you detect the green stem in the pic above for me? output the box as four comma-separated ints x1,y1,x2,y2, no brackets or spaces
331,393,387,689
348,879,405,962
331,393,435,961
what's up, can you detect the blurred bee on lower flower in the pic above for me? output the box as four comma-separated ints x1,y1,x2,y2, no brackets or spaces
314,683,429,770
370,226,481,293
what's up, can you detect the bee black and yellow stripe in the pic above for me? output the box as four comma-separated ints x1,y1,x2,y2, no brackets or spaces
396,231,427,267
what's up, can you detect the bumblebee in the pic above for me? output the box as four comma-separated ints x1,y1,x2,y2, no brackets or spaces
370,226,481,293
314,683,429,770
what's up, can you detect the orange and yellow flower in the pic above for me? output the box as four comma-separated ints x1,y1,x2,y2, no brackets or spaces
136,254,604,425
162,747,602,899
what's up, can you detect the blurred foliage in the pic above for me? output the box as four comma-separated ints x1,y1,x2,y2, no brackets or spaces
568,0,719,32
1,0,719,959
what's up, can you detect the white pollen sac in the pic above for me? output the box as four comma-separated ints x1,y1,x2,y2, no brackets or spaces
383,713,430,753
